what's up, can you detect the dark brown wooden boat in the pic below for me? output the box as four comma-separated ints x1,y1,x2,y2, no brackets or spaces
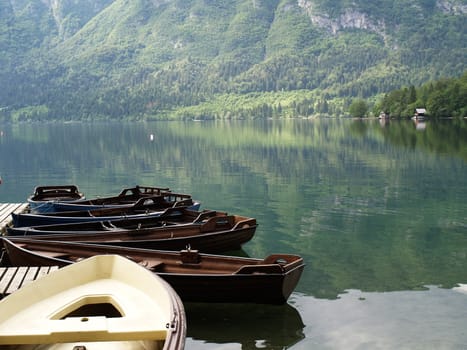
13,194,200,227
7,210,257,253
1,237,305,304
32,185,174,213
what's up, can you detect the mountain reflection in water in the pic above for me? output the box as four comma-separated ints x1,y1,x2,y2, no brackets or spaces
1,119,467,349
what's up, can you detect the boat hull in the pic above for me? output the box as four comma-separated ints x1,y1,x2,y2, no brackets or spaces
48,201,200,213
12,210,165,227
28,185,86,213
13,201,201,227
7,213,256,253
40,186,174,213
161,265,304,304
0,254,186,349
1,238,305,304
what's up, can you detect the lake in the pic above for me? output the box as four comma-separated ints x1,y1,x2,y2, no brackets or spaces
1,118,467,349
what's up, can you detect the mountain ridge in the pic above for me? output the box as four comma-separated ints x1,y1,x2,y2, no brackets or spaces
1,0,466,120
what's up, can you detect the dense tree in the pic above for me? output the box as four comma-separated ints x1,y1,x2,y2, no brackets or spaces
349,99,368,118
374,72,467,118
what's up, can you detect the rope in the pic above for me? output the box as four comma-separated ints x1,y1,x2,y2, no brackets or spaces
31,200,55,212
0,248,5,266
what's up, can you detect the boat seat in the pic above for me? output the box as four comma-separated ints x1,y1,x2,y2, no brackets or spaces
139,260,164,271
34,250,71,260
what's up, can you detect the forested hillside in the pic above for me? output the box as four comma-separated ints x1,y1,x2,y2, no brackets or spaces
0,0,466,121
374,71,467,118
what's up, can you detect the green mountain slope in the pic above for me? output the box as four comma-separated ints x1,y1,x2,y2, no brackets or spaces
1,0,466,120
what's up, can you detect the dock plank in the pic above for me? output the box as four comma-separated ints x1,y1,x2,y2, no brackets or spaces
0,204,18,222
0,267,18,296
5,266,28,294
21,266,39,287
0,267,7,285
37,266,54,279
0,203,28,233
48,266,59,273
0,266,60,299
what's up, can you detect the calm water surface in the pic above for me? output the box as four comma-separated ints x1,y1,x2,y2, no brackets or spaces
1,119,467,349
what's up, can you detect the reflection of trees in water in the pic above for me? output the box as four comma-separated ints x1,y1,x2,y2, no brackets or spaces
3,120,467,301
370,119,467,161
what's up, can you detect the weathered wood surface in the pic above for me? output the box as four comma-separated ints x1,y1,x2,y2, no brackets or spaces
0,203,40,298
0,265,59,299
0,203,28,234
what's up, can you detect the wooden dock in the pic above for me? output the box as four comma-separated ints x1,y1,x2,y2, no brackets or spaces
0,202,54,299
0,202,29,234
0,266,59,299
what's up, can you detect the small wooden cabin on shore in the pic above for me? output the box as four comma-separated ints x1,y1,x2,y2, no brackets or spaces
414,108,427,119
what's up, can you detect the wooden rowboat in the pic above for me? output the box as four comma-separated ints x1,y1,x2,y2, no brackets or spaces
48,189,196,213
31,185,175,213
27,185,86,213
0,254,186,349
13,195,201,227
7,211,257,253
1,237,305,304
9,207,224,234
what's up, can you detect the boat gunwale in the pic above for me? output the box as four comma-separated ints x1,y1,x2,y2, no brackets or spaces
2,237,303,276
